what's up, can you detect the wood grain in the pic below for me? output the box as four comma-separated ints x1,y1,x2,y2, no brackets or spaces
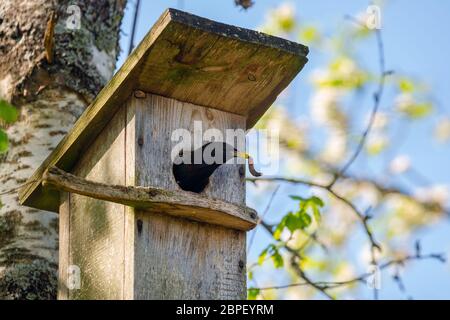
57,192,70,300
133,94,246,205
54,94,252,299
67,108,127,299
134,211,247,299
129,94,249,299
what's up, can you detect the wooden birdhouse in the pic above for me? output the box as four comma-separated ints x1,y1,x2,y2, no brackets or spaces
19,9,308,300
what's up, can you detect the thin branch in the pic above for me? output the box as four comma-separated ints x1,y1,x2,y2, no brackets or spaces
128,0,141,55
290,256,335,300
249,176,381,250
247,28,388,268
330,28,389,186
247,185,280,252
0,180,39,196
259,218,335,299
253,252,445,293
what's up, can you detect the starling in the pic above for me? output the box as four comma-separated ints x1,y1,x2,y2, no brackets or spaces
172,141,261,193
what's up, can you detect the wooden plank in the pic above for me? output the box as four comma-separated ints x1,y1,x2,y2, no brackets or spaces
135,211,247,299
137,15,308,127
131,94,248,299
19,8,308,213
68,107,127,299
57,192,70,300
123,99,136,300
42,166,257,231
18,9,174,213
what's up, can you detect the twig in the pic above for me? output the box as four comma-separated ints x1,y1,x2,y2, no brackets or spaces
330,28,388,186
0,180,39,196
253,252,445,293
290,256,335,300
258,218,335,299
128,0,141,55
247,185,280,252
248,176,381,251
247,26,387,274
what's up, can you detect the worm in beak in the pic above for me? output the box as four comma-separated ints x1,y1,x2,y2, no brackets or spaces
234,151,262,177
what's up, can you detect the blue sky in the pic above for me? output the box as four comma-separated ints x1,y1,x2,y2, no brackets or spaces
116,1,450,299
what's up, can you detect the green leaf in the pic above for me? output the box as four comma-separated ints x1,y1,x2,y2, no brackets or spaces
248,288,260,300
273,225,283,240
272,250,284,268
0,100,18,123
284,212,303,232
259,244,284,269
0,129,9,153
309,196,325,207
312,206,321,224
289,195,306,201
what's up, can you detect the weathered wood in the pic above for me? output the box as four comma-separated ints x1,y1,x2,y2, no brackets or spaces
51,94,254,299
42,166,257,231
132,94,246,205
57,192,70,300
68,107,127,299
134,211,247,299
17,8,308,300
19,8,308,213
137,10,308,127
127,94,249,299
124,97,136,300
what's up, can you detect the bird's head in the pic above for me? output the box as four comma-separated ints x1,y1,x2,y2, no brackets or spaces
172,141,261,193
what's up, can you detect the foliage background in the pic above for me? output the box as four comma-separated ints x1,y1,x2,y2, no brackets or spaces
112,0,450,299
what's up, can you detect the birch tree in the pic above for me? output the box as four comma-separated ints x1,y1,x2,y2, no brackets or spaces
0,0,126,299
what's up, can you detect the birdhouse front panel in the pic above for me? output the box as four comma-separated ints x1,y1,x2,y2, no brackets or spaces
59,106,130,299
128,93,246,205
126,93,248,299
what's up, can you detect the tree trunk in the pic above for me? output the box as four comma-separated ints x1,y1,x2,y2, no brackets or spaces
0,0,126,299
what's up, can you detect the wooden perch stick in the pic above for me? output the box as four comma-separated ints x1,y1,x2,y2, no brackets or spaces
42,166,257,231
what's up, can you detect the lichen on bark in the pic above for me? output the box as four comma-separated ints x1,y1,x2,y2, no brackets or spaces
0,259,57,300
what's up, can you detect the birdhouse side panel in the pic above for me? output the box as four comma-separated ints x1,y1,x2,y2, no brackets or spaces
61,107,130,299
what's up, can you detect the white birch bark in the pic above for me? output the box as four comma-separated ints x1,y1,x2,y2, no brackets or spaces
0,0,126,299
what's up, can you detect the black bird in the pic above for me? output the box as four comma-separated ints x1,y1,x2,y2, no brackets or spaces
172,141,261,193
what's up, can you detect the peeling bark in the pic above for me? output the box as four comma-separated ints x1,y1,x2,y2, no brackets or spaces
0,0,126,299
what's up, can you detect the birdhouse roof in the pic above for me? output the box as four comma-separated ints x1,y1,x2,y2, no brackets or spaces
19,8,308,212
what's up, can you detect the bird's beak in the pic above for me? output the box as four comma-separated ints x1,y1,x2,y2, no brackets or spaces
234,151,250,160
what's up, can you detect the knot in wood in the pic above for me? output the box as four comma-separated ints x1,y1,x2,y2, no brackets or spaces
147,190,159,198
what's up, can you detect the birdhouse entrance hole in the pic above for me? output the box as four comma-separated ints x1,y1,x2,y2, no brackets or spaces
172,142,239,194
